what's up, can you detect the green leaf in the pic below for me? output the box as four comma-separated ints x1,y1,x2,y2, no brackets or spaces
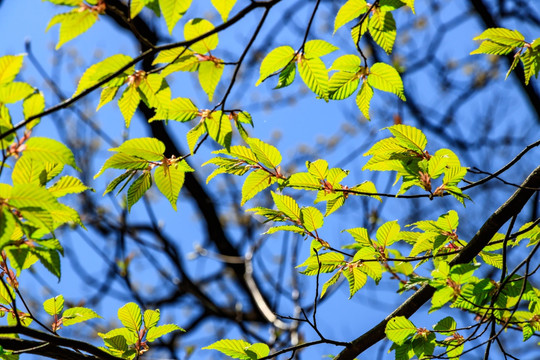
205,111,232,149
376,220,400,247
356,81,373,119
186,121,207,154
98,328,138,345
160,97,198,122
5,246,38,275
330,54,362,72
184,18,218,54
198,60,224,102
329,71,360,100
202,339,252,360
433,316,457,335
286,172,320,190
304,40,339,58
245,343,270,359
23,92,45,129
75,54,134,95
369,10,397,54
117,302,142,333
32,248,61,279
256,46,295,86
94,153,148,179
43,295,64,316
9,183,60,211
246,138,282,169
110,137,166,162
0,280,14,305
0,82,35,104
521,48,540,85
301,206,324,232
343,267,367,298
154,164,185,210
48,176,92,197
11,157,47,186
127,172,152,211
334,0,367,34
46,9,98,49
159,0,192,34
143,309,160,329
146,324,184,342
264,225,306,235
241,170,276,206
470,40,515,55
211,0,237,22
103,335,128,352
271,192,301,221
274,62,296,89
368,62,405,100
0,207,16,248
345,227,373,247
62,307,101,326
473,28,525,47
118,85,141,128
385,316,416,345
349,181,381,201
321,270,341,298
0,55,24,85
138,73,170,111
387,124,427,153
298,56,329,100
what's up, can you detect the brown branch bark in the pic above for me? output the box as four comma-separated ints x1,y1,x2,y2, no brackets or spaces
0,325,122,360
334,165,540,360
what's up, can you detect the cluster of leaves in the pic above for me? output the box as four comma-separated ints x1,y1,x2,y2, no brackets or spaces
43,295,101,332
256,39,406,119
94,137,194,211
471,27,540,84
98,302,184,359
364,124,470,203
203,339,270,360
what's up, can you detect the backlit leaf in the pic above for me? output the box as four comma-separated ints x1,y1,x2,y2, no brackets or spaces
110,137,166,162
271,192,301,221
256,46,295,86
118,85,141,128
298,56,329,100
211,0,237,22
241,170,276,206
154,164,185,210
184,18,218,54
198,60,224,102
0,55,24,85
304,40,339,58
146,324,184,342
43,295,64,316
117,302,142,333
368,62,405,100
127,172,152,211
386,316,416,345
334,0,368,34
63,307,101,326
46,9,98,49
159,0,192,34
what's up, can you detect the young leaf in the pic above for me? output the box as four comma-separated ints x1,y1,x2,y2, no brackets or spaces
368,62,405,100
94,153,148,179
329,71,360,100
46,9,99,49
198,60,224,102
368,10,397,54
159,0,192,34
9,183,60,211
386,316,417,345
143,309,160,329
211,0,237,22
246,138,282,169
275,62,296,89
298,56,329,100
48,176,92,198
161,97,198,122
43,295,65,316
0,55,24,85
473,28,525,47
343,267,367,298
376,220,400,247
186,121,207,154
303,40,339,58
256,46,295,86
21,88,43,121
321,270,341,298
127,172,152,211
146,324,184,342
301,207,324,232
202,339,252,360
118,85,141,128
117,302,142,333
110,137,166,162
334,0,368,34
387,124,427,153
75,54,134,95
241,170,276,206
0,208,16,249
205,111,232,149
184,18,218,54
62,307,101,326
154,164,185,210
356,81,373,119
271,192,301,221
0,82,35,104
